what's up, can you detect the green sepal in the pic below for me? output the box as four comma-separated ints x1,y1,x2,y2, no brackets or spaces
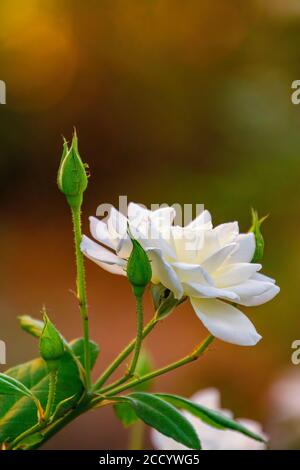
249,208,268,263
151,284,186,320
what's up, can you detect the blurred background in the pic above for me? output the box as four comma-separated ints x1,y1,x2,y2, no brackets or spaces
0,0,299,449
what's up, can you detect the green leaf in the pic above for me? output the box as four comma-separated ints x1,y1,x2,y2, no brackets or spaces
0,373,37,401
0,338,99,443
70,338,99,369
0,373,42,420
156,393,266,443
114,402,138,427
123,392,201,449
114,350,153,427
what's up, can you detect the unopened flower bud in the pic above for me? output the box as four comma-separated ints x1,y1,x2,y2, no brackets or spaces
249,209,268,263
18,315,44,338
57,131,88,209
127,237,152,298
39,314,65,371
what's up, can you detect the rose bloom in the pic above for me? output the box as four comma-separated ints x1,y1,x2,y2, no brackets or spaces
81,203,279,346
151,388,267,450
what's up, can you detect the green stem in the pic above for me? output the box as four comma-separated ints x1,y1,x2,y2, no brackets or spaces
128,421,145,450
44,370,58,422
104,335,214,398
127,295,143,376
92,317,157,392
71,207,91,390
103,295,144,395
96,372,128,395
10,423,42,449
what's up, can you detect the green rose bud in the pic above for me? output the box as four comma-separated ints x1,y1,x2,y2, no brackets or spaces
39,314,65,371
249,208,268,263
18,315,44,339
127,237,152,298
57,130,88,209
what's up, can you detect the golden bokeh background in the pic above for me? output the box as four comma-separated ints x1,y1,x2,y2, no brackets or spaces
0,0,299,449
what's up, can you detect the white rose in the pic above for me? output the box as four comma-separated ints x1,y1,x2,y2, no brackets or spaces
81,203,279,346
151,388,267,450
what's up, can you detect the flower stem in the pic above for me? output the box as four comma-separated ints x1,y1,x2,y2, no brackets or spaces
10,422,42,449
44,370,57,422
127,294,143,376
128,421,145,450
92,317,157,392
71,207,91,391
104,295,144,393
104,335,214,398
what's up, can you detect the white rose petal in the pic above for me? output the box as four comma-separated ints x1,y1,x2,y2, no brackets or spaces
215,263,262,287
229,233,256,263
89,216,116,250
80,235,126,275
190,298,262,346
146,247,183,299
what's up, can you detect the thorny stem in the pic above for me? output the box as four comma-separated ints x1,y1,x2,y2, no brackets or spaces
101,295,144,394
44,370,58,422
127,295,144,377
71,207,91,391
